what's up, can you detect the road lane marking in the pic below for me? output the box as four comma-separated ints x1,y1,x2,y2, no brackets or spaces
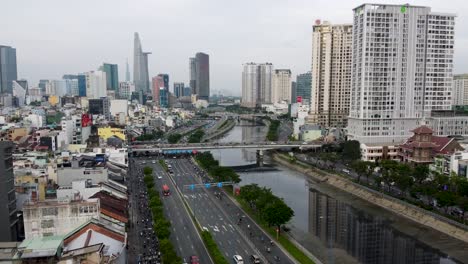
222,225,227,231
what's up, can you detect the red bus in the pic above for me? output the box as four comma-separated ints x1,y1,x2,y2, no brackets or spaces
162,184,170,196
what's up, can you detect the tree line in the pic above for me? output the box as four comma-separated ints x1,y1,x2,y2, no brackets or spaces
195,152,241,183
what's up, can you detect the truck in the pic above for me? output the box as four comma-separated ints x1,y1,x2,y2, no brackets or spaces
162,184,170,196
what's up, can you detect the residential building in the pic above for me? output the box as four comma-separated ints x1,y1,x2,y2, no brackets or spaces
184,86,191,97
109,99,128,118
347,4,456,144
12,80,27,107
0,45,17,94
174,82,184,98
242,63,273,108
296,71,312,105
360,143,400,162
272,69,292,104
22,198,100,239
100,63,119,91
152,76,163,106
118,81,135,100
85,71,107,99
88,98,110,120
310,21,352,128
133,32,151,97
0,141,18,241
453,74,468,106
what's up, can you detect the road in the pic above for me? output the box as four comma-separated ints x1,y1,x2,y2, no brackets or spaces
146,158,212,264
169,157,296,264
127,159,161,264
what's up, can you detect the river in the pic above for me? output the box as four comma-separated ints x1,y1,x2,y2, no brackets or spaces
211,122,468,264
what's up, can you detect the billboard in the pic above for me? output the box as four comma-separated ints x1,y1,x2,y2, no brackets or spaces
82,114,92,127
296,96,303,103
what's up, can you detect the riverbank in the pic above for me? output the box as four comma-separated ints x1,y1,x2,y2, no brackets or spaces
273,153,468,244
202,118,236,141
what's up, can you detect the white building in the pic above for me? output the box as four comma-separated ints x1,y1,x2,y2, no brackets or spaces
310,21,352,128
24,114,44,128
118,82,135,100
242,63,273,108
45,80,67,97
65,79,79,96
12,80,27,107
86,71,107,99
453,74,468,106
28,87,43,103
272,69,292,104
110,100,128,117
22,198,100,239
347,4,456,145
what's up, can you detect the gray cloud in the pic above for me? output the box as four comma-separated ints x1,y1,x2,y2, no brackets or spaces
1,0,467,96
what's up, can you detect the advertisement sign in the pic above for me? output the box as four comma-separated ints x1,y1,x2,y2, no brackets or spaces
296,96,303,103
82,114,92,127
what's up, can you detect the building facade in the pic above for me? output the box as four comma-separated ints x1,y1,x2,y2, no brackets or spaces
241,63,273,108
189,57,197,95
347,4,456,144
0,141,17,241
453,74,468,106
296,71,312,105
0,45,17,94
272,69,292,104
174,82,184,98
118,82,134,100
100,63,119,91
85,71,107,99
190,53,210,101
310,22,352,128
133,32,151,97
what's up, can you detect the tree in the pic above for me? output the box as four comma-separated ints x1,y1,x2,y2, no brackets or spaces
262,199,294,235
340,140,361,161
394,164,414,194
380,160,399,191
456,196,468,223
363,161,376,184
436,191,457,213
167,133,182,144
159,239,182,264
413,165,429,184
143,166,153,175
351,160,367,183
240,184,262,204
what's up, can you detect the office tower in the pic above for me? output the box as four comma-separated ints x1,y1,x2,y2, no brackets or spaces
12,80,27,107
291,81,297,103
85,71,107,99
310,21,352,128
89,98,110,120
158,74,169,91
347,4,456,144
133,32,151,97
125,58,130,82
152,76,163,106
189,57,197,95
241,63,273,108
453,74,468,106
119,81,135,100
195,53,210,101
100,63,119,91
272,69,292,104
38,80,49,93
174,82,184,98
0,141,18,241
45,80,67,96
159,88,168,108
0,45,17,94
296,71,312,104
184,87,191,97
63,74,86,97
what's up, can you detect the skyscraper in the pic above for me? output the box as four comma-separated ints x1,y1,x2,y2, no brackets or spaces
63,74,87,97
272,69,292,104
100,63,119,91
125,58,130,82
296,72,312,104
0,141,18,242
152,76,163,106
174,82,184,98
189,57,197,95
133,33,151,97
12,80,27,107
347,4,456,144
85,71,107,99
0,45,17,94
242,63,273,108
189,53,210,101
310,21,352,128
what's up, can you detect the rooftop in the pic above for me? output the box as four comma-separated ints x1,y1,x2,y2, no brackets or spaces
18,235,64,259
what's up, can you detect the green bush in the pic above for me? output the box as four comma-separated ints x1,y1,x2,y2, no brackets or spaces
143,166,153,175
266,120,280,141
188,129,205,143
200,231,229,264
168,133,182,144
195,152,240,183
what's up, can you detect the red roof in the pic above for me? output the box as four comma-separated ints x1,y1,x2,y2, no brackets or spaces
411,125,433,134
90,191,128,222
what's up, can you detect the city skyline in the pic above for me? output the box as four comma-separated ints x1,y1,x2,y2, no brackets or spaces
3,0,467,96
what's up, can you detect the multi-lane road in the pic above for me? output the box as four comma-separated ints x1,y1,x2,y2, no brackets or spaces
168,157,296,264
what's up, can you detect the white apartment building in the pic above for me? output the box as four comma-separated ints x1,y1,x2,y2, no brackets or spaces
118,81,135,100
22,198,100,239
85,71,107,99
453,74,468,106
310,22,352,128
347,4,456,144
45,80,67,97
272,69,292,104
242,63,273,108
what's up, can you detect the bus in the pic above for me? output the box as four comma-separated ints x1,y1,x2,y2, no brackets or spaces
162,184,170,196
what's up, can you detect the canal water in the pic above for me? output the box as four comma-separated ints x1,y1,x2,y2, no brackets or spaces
211,123,468,264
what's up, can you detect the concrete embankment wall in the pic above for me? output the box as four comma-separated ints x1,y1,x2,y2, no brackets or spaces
273,154,468,244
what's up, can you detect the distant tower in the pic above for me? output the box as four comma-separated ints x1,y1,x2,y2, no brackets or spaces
133,32,151,102
125,58,130,82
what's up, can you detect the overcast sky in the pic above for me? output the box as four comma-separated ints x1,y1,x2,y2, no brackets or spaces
2,0,467,96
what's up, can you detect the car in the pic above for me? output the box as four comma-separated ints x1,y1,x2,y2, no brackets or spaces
142,161,146,164
250,255,261,263
189,255,199,264
157,175,162,179
152,160,156,164
233,255,244,264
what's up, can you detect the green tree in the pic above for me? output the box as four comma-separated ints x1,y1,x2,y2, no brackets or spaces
436,191,457,213
351,160,367,183
159,239,182,264
340,140,361,161
456,196,468,223
262,199,294,235
413,165,429,184
143,166,153,175
167,133,182,143
380,160,399,191
394,164,414,194
240,184,262,207
363,161,376,184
